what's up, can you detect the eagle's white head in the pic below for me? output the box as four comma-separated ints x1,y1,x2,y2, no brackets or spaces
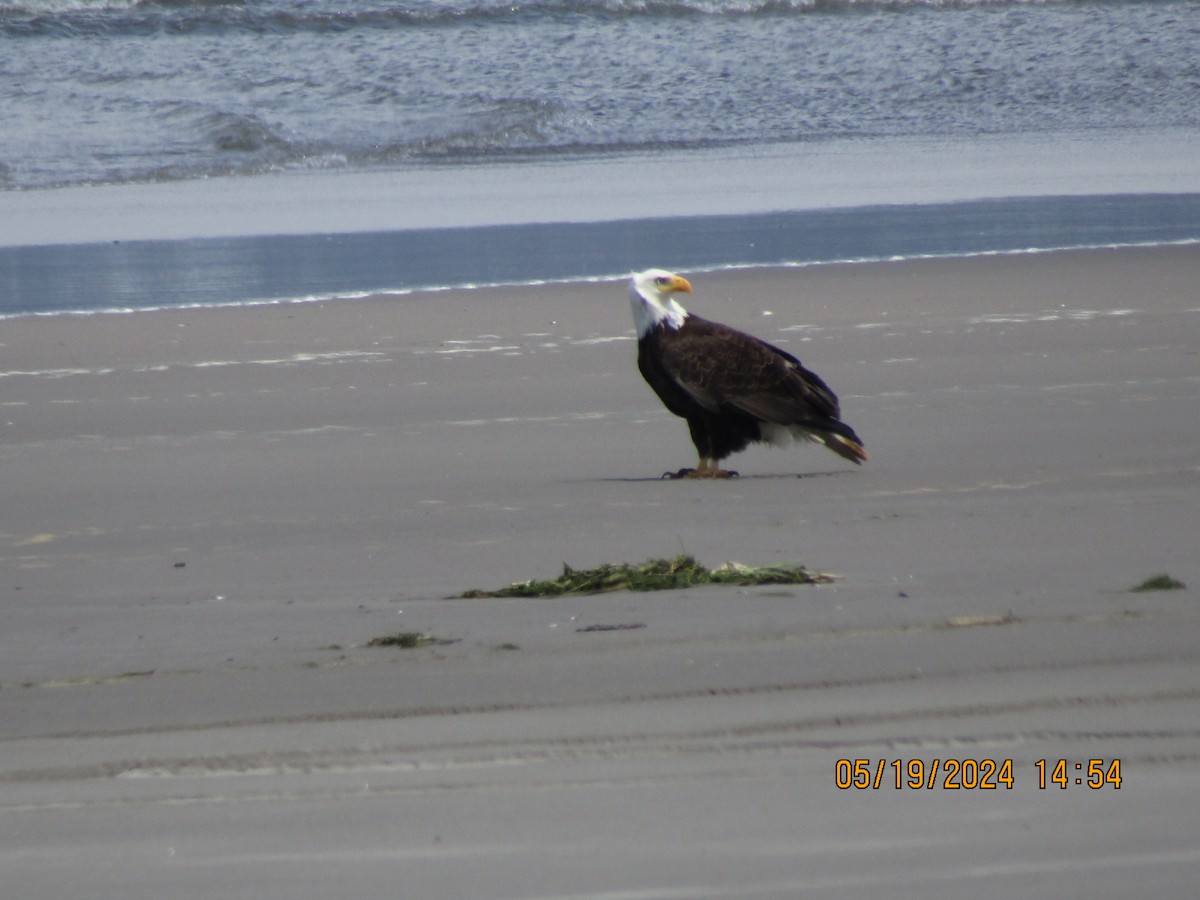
629,268,692,337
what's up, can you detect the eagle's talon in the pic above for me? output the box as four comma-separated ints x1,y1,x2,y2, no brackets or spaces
661,466,739,480
662,468,696,480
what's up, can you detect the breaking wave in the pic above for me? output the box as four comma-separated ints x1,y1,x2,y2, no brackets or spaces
1,0,1096,38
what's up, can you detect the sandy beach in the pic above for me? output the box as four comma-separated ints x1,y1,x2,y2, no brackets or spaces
2,245,1199,897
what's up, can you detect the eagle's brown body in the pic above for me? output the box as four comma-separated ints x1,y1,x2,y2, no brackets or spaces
629,269,866,478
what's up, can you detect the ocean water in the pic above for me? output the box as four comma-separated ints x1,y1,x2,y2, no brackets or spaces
2,0,1199,315
4,0,1199,191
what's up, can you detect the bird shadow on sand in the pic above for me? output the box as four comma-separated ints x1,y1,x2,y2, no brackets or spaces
568,469,854,484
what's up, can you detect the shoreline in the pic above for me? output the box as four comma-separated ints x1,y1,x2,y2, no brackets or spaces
3,235,1198,322
4,192,1200,318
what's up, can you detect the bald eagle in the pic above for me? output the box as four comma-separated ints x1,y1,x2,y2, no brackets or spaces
628,268,867,479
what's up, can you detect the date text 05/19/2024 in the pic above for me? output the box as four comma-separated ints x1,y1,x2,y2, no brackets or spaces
834,758,1123,791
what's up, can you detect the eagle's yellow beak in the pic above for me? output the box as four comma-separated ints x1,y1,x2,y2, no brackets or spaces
669,275,692,294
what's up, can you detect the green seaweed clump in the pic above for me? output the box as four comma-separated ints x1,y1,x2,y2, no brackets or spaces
460,554,834,599
1129,574,1187,593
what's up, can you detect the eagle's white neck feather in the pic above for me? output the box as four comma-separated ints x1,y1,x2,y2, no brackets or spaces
628,270,689,337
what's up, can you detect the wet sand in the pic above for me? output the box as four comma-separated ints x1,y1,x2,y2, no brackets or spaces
6,131,1199,247
2,245,1199,897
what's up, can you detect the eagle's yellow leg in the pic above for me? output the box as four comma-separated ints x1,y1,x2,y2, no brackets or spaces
697,457,738,479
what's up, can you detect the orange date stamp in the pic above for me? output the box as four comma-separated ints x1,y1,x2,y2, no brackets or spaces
834,758,1122,790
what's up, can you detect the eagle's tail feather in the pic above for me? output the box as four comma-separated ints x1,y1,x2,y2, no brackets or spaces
822,428,868,465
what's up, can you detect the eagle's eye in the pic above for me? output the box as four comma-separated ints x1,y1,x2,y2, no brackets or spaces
654,276,670,286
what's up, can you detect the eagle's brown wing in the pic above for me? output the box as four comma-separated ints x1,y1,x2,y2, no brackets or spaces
659,315,842,425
